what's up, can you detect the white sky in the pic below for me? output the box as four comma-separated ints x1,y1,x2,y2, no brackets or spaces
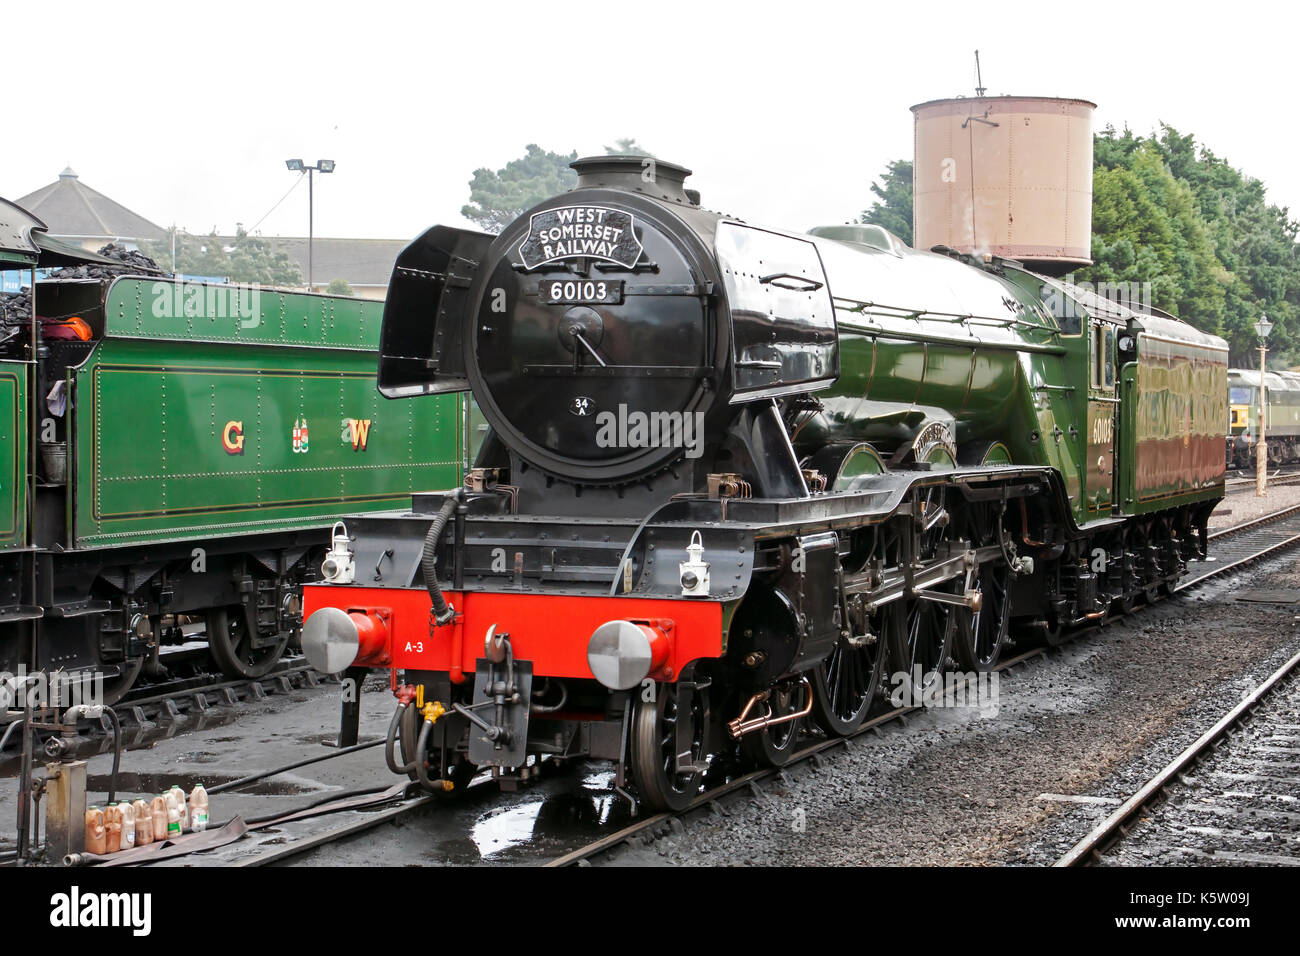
6,0,1297,241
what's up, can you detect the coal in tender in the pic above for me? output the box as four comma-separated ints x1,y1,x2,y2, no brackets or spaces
1,243,167,341
47,242,167,281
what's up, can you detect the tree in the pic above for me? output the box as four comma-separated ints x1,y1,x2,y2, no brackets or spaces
326,278,355,297
144,227,302,286
859,159,913,246
856,131,1300,364
461,144,579,233
605,138,655,157
1078,142,1227,335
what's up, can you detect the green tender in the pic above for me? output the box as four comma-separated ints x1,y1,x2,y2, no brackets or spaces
0,360,26,551
71,278,461,547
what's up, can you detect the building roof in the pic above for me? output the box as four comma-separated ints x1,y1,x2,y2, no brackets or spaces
16,168,167,242
16,169,407,289
249,235,408,288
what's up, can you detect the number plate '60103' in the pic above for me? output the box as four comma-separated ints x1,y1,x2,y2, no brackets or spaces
540,279,624,305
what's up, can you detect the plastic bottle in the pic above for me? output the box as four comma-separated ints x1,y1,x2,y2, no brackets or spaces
164,786,182,829
166,800,181,838
119,801,136,850
169,785,190,830
190,784,209,832
103,804,122,853
84,806,106,855
150,795,168,841
133,799,152,846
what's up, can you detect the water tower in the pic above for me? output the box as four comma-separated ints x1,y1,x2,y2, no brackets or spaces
911,95,1095,274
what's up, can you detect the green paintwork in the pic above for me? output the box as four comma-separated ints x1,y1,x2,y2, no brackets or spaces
978,442,1013,465
802,238,1227,529
0,361,27,551
832,443,885,491
817,319,1089,522
1119,364,1138,512
1127,326,1227,514
922,445,957,469
102,277,384,350
69,280,463,548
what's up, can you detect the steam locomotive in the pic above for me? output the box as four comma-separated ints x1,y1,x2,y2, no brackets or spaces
0,199,464,702
301,156,1226,811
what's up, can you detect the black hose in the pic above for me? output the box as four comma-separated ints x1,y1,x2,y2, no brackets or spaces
207,738,384,795
385,703,415,775
412,717,452,792
422,492,461,626
530,678,568,714
413,717,436,791
0,718,24,754
219,784,399,828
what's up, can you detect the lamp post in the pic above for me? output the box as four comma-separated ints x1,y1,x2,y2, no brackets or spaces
285,158,336,291
1255,314,1273,497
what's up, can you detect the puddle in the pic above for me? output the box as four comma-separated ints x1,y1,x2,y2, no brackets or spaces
468,785,635,860
176,752,220,764
471,801,544,857
581,769,615,791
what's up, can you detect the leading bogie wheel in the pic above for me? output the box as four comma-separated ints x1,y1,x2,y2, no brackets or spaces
741,678,809,767
630,672,713,813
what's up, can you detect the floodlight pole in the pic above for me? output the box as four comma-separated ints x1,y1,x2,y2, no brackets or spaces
307,167,314,291
285,159,334,292
1256,315,1272,497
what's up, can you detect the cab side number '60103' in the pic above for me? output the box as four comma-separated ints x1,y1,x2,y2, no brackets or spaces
1091,414,1114,445
542,279,624,305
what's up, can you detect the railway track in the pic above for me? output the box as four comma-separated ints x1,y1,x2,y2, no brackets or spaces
1225,466,1300,492
1054,648,1300,866
113,658,322,728
112,502,1300,867
0,656,327,750
547,504,1300,868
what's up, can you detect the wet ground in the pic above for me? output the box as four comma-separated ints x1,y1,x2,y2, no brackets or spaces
0,677,394,862
605,553,1300,866
2,513,1298,866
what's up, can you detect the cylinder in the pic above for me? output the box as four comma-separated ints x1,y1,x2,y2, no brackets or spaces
911,95,1095,272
